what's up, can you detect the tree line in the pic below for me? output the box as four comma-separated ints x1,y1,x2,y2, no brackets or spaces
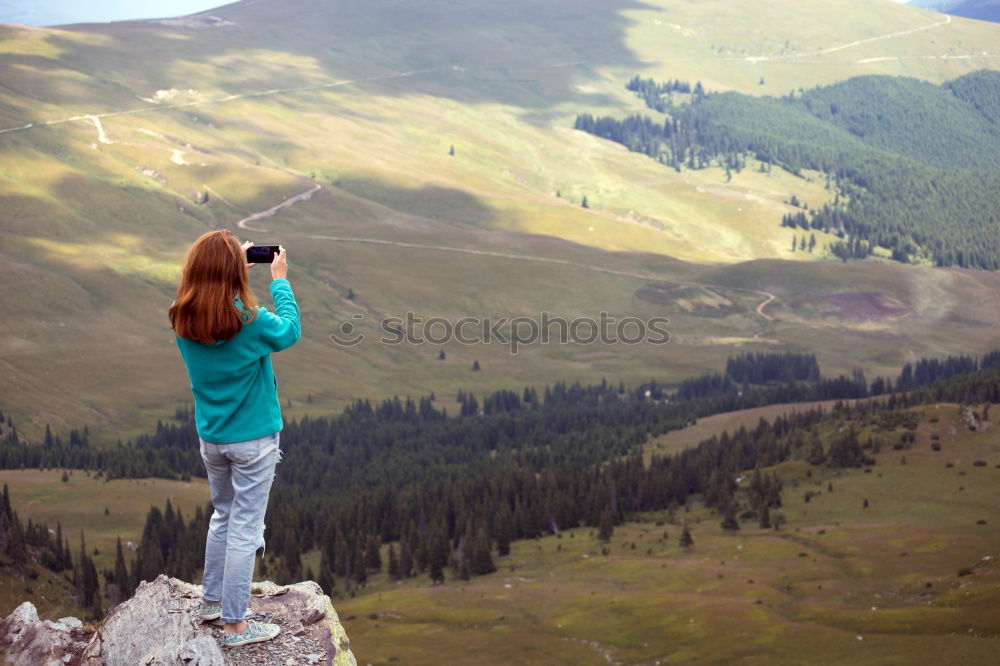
0,481,102,617
575,71,1000,268
7,347,1000,606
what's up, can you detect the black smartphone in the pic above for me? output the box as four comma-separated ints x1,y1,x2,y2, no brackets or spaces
246,245,280,264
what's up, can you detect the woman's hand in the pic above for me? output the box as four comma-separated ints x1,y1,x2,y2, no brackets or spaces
240,240,255,270
271,245,288,280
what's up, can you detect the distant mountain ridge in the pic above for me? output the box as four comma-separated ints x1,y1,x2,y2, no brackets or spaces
0,0,224,27
911,0,1000,23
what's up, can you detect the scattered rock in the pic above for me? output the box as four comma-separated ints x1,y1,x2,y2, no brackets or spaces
136,166,166,183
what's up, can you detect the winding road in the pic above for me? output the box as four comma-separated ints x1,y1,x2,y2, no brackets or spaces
237,184,322,232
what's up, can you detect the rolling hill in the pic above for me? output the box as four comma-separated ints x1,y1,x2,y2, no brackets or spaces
577,70,1000,266
1,0,999,444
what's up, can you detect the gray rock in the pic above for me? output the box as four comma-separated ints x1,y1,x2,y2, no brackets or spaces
2,576,356,666
0,601,88,666
79,575,223,666
177,636,225,665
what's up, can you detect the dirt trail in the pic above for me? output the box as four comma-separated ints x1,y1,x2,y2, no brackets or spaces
236,184,322,232
0,66,451,137
0,52,791,324
0,13,964,139
855,53,1000,64
805,15,951,57
742,14,952,63
87,115,112,144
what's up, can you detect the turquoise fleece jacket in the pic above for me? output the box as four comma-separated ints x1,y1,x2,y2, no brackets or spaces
175,279,301,444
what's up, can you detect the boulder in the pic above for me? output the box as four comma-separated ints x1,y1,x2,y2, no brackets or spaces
2,576,356,666
0,600,90,665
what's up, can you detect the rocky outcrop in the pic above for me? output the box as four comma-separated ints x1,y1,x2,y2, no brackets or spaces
0,601,91,665
2,577,356,666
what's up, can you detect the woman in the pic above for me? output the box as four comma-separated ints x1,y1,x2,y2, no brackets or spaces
168,229,301,648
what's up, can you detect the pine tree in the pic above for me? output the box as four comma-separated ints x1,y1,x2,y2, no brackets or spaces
114,537,131,598
471,527,496,576
388,544,400,581
318,569,335,597
758,505,771,529
1,484,10,520
6,512,27,565
77,532,100,613
399,540,413,579
282,530,302,580
459,523,474,575
720,504,740,531
598,509,614,542
351,541,367,587
494,504,512,557
679,524,694,550
54,522,64,571
428,533,446,585
365,535,382,572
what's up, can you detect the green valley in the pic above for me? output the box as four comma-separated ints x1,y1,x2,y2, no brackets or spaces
2,1,1000,662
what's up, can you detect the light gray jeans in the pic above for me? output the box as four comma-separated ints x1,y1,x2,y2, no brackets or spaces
199,431,281,624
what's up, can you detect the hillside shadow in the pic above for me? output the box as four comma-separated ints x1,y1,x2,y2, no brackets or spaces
330,175,497,229
11,0,658,113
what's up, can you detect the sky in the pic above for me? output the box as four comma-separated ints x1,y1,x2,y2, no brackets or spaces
0,0,228,26
0,0,920,27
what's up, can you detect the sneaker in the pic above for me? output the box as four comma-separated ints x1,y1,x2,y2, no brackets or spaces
197,602,252,622
197,601,221,621
222,619,281,648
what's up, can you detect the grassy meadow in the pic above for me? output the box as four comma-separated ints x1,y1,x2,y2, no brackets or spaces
0,396,996,663
327,401,1000,665
0,470,208,616
1,0,1000,444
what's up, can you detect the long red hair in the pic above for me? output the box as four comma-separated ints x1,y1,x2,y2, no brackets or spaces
168,230,258,344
